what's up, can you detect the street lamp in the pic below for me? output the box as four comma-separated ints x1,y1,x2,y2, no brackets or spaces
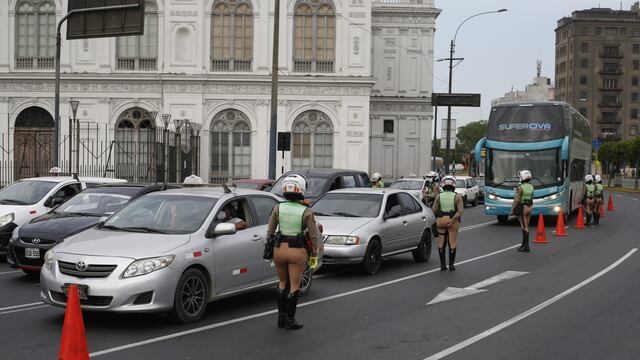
69,100,80,173
174,119,191,182
441,8,507,175
190,123,202,176
161,114,171,184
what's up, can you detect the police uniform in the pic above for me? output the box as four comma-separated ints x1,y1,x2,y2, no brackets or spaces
594,181,604,225
432,189,464,271
513,181,534,252
372,180,385,188
583,181,596,226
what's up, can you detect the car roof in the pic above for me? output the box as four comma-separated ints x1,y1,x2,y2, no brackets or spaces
326,188,405,195
19,176,126,183
454,176,472,180
149,186,274,199
395,178,424,182
282,169,367,177
232,179,273,184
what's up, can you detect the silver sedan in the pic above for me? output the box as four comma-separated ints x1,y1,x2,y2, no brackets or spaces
312,188,436,275
40,187,319,323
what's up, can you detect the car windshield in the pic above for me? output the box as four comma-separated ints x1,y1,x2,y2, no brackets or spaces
475,177,485,186
56,188,134,215
0,180,57,205
456,180,466,189
103,195,218,234
312,193,382,218
232,182,259,190
486,148,562,189
271,175,327,198
389,180,423,190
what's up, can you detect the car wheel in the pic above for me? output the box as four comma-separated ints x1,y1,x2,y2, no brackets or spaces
472,196,478,207
463,195,468,207
169,268,209,324
497,215,509,224
361,239,382,275
298,264,313,296
412,230,432,263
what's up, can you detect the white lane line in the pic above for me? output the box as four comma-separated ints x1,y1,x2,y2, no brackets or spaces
0,305,48,316
90,243,521,358
633,198,639,202
423,248,638,360
0,270,21,276
0,302,43,311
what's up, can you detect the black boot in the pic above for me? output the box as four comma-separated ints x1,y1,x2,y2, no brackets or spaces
285,291,303,330
585,213,591,226
448,248,456,271
594,212,599,225
277,288,288,328
438,247,447,271
517,230,530,252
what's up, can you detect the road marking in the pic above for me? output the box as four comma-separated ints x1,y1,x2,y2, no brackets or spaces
90,243,521,358
426,271,528,305
0,305,48,316
0,270,20,276
0,302,43,311
422,248,637,360
633,198,639,202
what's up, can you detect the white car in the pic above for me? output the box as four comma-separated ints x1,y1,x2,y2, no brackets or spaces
454,176,480,207
388,178,428,202
0,176,126,258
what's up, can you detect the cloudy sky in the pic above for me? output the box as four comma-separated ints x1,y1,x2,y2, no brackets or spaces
433,0,639,133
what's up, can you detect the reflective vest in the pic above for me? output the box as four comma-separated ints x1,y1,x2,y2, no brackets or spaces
595,184,603,196
373,181,385,188
521,183,534,203
439,191,456,212
586,184,595,198
279,202,306,236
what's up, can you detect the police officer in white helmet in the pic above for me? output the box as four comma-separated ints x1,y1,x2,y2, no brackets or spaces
582,175,596,226
593,174,604,225
512,170,534,252
371,172,384,188
431,176,464,271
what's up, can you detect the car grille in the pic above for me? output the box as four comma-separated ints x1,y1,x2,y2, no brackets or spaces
20,237,57,245
49,291,113,307
58,261,117,278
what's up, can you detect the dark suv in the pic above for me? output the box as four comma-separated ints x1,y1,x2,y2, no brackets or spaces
271,169,371,203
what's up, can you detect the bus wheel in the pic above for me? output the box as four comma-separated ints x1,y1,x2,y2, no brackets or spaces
497,215,508,224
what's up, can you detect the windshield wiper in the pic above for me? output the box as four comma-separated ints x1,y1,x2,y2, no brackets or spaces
66,212,105,217
120,226,170,234
530,177,549,187
0,199,27,205
332,212,360,218
101,224,125,231
491,177,520,188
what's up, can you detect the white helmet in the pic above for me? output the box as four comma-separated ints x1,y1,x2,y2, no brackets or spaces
441,175,456,189
518,169,532,182
585,174,593,183
372,172,382,182
425,171,438,179
594,174,602,183
282,174,307,200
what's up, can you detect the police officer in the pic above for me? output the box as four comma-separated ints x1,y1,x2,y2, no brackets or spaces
422,171,440,207
593,174,604,225
431,176,464,271
512,170,534,252
371,172,384,188
582,175,596,226
267,174,320,330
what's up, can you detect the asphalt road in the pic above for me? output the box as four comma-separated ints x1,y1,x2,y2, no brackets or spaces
1,193,639,360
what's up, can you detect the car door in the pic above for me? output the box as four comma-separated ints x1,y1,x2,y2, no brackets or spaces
468,179,479,200
398,192,426,247
379,193,407,252
248,195,281,284
211,197,264,294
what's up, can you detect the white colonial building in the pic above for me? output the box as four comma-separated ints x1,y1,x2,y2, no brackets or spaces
0,0,439,185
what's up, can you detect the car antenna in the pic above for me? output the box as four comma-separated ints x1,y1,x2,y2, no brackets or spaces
222,183,232,194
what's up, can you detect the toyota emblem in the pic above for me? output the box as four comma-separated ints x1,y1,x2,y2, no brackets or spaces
75,261,88,272
32,238,41,244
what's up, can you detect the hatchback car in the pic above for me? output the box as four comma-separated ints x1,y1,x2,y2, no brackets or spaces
271,169,371,203
7,184,171,274
454,176,480,207
40,187,321,323
312,188,435,275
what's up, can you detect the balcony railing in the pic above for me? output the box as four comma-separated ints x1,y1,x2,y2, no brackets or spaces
599,86,623,92
15,57,54,70
597,116,622,124
598,102,623,108
599,67,623,75
293,59,335,73
599,51,624,58
116,58,157,71
210,59,252,72
600,133,622,141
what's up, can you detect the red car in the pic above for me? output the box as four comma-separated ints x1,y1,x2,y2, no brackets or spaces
229,179,274,191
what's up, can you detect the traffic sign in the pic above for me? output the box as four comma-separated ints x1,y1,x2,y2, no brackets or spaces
67,0,145,40
432,93,481,107
591,139,601,150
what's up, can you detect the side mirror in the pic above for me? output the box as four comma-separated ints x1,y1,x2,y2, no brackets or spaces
209,223,237,237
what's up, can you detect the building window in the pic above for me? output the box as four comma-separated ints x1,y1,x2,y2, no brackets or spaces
116,2,158,71
14,0,55,69
634,44,640,54
293,0,336,73
632,93,640,102
580,76,588,85
633,28,640,38
209,109,252,183
210,1,253,72
114,108,157,182
631,125,638,136
579,91,588,101
383,120,394,134
580,26,589,35
603,45,620,57
603,79,618,89
631,109,638,119
602,95,619,106
633,77,639,86
634,60,640,70
580,58,588,68
580,42,589,52
291,111,333,169
620,27,627,37
595,27,602,35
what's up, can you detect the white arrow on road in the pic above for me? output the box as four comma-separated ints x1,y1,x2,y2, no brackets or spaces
426,271,528,305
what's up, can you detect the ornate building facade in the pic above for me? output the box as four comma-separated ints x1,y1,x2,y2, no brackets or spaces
0,0,438,185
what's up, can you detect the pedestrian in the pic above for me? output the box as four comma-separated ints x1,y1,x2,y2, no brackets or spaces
431,175,464,271
266,174,320,330
371,172,384,188
512,170,534,252
593,174,604,225
582,175,595,226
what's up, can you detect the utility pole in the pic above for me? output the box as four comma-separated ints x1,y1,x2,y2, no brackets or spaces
268,0,281,180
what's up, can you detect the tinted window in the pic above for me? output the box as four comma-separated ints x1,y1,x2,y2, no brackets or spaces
271,175,327,198
359,173,372,187
342,176,357,188
384,194,402,216
251,197,279,225
0,180,57,205
487,148,562,189
487,105,566,141
389,180,423,190
312,193,382,218
399,193,420,214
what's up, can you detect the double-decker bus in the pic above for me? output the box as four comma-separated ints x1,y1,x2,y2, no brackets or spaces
474,102,591,224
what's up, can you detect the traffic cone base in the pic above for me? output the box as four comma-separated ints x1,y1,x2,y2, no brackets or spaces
553,210,568,236
607,194,615,211
599,203,605,218
58,284,89,360
533,214,549,243
575,206,586,229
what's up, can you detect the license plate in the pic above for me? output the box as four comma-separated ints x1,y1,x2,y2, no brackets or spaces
25,248,40,259
62,284,89,300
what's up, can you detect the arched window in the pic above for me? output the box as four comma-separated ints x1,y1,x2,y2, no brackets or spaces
293,0,335,73
115,107,157,182
210,110,252,183
116,2,158,71
291,111,333,169
211,1,253,72
15,0,56,69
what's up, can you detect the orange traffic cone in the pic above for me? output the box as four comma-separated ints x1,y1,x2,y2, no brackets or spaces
58,285,89,360
553,210,568,236
533,214,549,243
599,203,605,218
575,206,586,229
607,194,615,211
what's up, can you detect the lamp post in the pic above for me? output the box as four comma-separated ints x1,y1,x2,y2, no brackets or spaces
69,100,80,173
190,123,202,176
161,114,171,183
441,9,507,175
148,111,158,181
174,119,191,182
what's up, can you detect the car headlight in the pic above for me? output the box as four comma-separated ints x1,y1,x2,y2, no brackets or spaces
44,251,54,271
10,227,20,243
544,194,559,201
324,235,360,245
0,213,14,228
123,255,175,278
488,194,498,200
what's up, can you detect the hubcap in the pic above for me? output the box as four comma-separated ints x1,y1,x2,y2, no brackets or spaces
300,266,311,290
369,244,381,268
181,276,205,316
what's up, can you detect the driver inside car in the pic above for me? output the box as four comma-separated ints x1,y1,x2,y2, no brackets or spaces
218,203,248,231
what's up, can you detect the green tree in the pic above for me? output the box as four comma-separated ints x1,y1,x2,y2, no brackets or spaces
455,120,488,157
629,137,640,189
598,141,623,186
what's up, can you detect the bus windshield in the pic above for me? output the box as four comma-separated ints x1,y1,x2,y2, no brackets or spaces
487,105,566,142
486,148,562,189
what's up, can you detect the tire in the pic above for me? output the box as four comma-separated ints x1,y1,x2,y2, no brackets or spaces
361,239,382,275
497,215,509,224
462,196,468,207
412,230,432,263
298,264,313,296
169,268,209,324
472,196,478,207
